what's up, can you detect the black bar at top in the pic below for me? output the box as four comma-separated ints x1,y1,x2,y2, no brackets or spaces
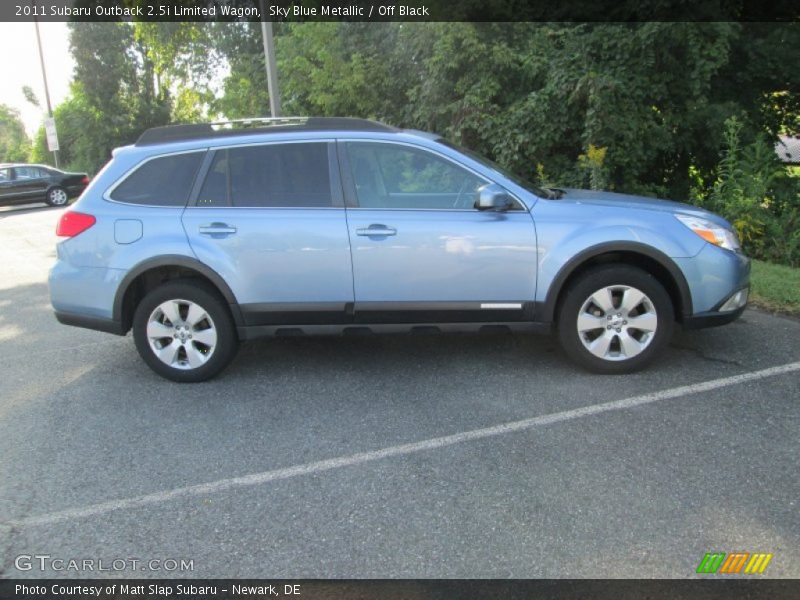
2,0,799,22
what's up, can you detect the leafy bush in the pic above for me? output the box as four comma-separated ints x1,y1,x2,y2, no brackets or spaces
697,116,800,267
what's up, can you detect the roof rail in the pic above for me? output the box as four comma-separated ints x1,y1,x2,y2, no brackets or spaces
135,117,398,146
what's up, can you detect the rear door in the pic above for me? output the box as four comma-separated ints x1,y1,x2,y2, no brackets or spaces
182,141,354,327
12,166,49,201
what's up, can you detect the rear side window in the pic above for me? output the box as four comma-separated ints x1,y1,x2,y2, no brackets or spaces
15,166,46,179
196,142,332,208
110,152,204,206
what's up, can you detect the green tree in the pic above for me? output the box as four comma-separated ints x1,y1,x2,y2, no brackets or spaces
204,22,799,202
210,22,270,118
134,22,218,122
0,104,30,162
32,21,800,211
276,23,398,119
51,22,171,172
22,86,40,109
30,83,104,173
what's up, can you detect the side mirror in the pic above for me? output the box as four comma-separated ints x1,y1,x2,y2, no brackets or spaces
475,183,513,211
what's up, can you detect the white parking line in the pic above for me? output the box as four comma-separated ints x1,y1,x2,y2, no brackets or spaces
6,361,800,528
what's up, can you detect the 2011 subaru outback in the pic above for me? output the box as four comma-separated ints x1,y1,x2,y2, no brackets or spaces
49,117,750,382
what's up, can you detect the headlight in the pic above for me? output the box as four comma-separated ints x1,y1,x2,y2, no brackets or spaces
675,214,740,252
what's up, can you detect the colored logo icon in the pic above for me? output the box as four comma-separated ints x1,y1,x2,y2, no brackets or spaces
696,552,773,574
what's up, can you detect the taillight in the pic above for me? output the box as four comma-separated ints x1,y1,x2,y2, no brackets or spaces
56,211,96,237
81,175,90,185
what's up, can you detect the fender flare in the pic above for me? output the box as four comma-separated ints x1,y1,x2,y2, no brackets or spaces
112,255,241,326
539,241,693,323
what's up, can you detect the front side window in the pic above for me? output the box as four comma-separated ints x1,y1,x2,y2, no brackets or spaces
438,139,547,198
110,152,204,206
346,142,487,209
197,142,332,208
0,168,10,182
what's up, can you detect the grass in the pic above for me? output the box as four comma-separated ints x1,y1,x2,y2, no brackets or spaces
749,259,800,316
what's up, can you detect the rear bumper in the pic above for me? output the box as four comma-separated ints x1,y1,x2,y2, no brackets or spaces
54,310,126,335
49,258,127,332
66,184,88,197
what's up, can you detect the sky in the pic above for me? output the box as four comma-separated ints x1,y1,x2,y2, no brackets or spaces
0,22,74,136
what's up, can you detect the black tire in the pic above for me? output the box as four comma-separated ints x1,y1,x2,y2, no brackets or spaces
133,279,238,382
556,265,674,374
46,186,69,207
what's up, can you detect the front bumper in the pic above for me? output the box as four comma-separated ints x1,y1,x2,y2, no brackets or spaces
681,287,749,329
675,243,750,330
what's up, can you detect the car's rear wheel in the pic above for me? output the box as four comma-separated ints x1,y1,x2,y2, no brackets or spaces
556,265,674,374
46,186,69,207
133,280,238,382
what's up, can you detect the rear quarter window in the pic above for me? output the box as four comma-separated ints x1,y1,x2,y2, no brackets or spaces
109,152,204,206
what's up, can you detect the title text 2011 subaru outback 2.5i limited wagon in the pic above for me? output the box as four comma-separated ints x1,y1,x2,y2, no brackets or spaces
49,117,750,382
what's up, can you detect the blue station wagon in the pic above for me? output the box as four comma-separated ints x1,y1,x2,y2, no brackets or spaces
48,118,750,382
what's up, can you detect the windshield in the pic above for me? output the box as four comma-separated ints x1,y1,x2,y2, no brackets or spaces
437,139,547,198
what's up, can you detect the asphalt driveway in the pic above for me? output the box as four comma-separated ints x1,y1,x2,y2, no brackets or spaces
0,204,798,579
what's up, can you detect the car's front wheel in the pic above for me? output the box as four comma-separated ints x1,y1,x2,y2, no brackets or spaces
133,280,238,382
556,265,674,374
46,186,69,207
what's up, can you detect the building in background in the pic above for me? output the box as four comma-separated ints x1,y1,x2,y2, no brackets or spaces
775,134,800,166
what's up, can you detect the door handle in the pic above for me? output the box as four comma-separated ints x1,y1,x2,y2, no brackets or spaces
199,223,237,236
356,224,397,237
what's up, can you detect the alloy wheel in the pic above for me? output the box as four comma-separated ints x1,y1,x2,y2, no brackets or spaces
576,285,658,361
49,188,68,205
146,299,218,370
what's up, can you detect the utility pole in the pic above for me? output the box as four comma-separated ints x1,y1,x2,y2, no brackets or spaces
259,0,281,117
33,9,59,167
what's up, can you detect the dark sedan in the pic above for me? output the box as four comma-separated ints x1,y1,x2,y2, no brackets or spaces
0,163,89,207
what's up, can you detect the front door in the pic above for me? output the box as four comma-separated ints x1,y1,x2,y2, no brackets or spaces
340,141,538,323
0,167,13,202
182,141,354,326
